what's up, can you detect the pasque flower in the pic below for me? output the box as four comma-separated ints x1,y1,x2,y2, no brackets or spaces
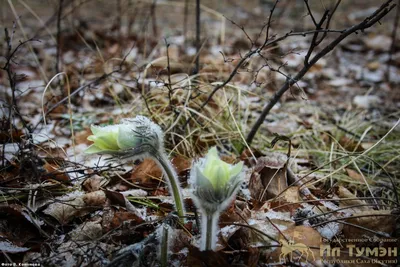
85,116,163,155
192,147,243,214
85,116,185,223
190,147,244,251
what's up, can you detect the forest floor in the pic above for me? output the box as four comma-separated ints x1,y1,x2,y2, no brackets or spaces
0,0,399,266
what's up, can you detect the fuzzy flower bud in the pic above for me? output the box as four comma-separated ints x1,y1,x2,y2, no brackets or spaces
191,147,244,214
190,147,244,251
85,115,164,155
85,115,185,223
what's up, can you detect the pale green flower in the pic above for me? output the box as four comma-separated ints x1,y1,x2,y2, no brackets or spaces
190,147,244,251
191,147,244,214
85,115,164,155
85,116,185,223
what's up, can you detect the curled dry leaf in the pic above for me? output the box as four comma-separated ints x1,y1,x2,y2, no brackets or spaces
270,186,303,213
42,162,70,183
171,154,192,175
110,211,144,230
269,225,322,264
240,147,265,167
104,189,146,219
342,210,396,239
82,174,108,192
249,153,288,201
43,191,106,224
187,246,229,267
345,168,365,183
130,158,162,186
69,220,103,241
0,205,39,247
335,186,369,213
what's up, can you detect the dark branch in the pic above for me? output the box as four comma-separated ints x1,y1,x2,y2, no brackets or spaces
246,0,395,145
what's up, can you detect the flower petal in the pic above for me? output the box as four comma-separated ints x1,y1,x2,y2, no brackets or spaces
230,162,243,178
84,144,105,154
117,123,141,149
195,165,214,189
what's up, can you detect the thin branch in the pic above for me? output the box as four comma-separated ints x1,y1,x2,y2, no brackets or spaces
264,0,280,44
225,15,254,48
34,71,118,131
246,0,395,145
55,0,64,76
386,0,400,81
316,0,342,44
304,9,330,65
304,0,318,27
194,0,201,75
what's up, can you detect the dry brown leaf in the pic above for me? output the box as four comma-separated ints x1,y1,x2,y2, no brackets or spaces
336,186,369,212
249,172,264,201
130,158,162,186
82,190,107,206
345,168,364,183
43,162,70,183
278,186,302,203
187,246,229,266
258,166,287,200
339,136,364,152
43,194,86,224
342,210,396,239
74,129,92,146
69,220,103,241
110,211,144,229
171,154,191,177
249,153,289,201
246,247,260,267
82,175,106,192
271,186,303,212
269,225,322,264
44,191,106,224
0,205,39,247
240,148,265,167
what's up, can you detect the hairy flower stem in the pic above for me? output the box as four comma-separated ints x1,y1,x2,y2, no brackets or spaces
205,214,214,251
160,223,169,267
202,212,218,251
154,151,185,224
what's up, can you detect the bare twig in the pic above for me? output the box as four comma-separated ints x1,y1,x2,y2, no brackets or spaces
164,39,174,112
194,0,201,75
264,0,280,44
183,0,189,46
55,0,64,94
304,10,329,65
34,70,118,131
315,0,342,44
386,0,400,82
55,0,63,74
2,27,39,139
182,28,344,129
304,0,318,27
245,0,395,145
150,0,158,37
33,0,85,39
